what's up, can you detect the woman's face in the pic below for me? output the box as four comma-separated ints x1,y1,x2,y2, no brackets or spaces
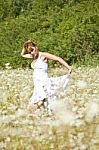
27,43,35,54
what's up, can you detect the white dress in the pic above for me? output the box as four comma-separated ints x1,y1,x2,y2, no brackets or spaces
29,52,69,105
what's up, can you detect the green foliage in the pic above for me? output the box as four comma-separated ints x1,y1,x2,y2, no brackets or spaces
0,0,99,68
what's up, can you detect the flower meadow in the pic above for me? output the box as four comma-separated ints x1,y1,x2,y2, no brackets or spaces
0,66,99,150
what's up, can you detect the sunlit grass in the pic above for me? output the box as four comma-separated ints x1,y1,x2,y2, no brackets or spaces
0,66,99,150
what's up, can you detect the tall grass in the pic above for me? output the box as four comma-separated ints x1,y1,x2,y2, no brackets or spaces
0,66,99,150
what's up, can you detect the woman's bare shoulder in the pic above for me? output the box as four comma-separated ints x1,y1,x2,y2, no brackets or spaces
39,51,48,56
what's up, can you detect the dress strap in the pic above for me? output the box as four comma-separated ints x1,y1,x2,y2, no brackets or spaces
38,52,42,59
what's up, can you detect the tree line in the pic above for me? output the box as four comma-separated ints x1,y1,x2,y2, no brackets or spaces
0,0,99,68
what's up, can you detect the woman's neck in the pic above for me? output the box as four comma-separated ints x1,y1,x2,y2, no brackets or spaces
33,52,39,60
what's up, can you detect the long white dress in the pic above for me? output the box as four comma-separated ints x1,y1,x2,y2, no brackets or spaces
29,52,69,105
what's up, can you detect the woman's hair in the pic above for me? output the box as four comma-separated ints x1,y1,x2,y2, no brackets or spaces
23,40,36,54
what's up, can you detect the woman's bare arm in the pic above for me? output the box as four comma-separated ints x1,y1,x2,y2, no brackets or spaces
21,49,33,58
42,52,72,71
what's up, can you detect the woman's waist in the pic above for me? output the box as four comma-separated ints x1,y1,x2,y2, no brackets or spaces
31,61,48,70
33,69,48,76
33,68,48,73
33,72,48,83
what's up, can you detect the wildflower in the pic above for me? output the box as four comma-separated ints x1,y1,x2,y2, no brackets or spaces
5,63,12,69
85,101,99,122
76,80,87,89
5,137,11,142
59,111,76,125
0,141,6,149
0,115,11,124
7,127,23,136
96,125,99,134
0,89,8,101
15,109,27,117
50,100,76,125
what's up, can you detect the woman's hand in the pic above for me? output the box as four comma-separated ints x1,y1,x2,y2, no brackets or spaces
68,67,72,77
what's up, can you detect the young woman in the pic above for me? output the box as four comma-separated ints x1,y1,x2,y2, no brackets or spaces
21,40,72,112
